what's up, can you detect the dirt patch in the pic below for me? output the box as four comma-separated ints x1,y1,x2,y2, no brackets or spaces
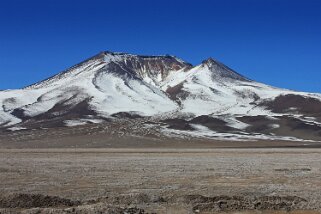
184,195,308,213
94,206,147,214
0,193,313,213
0,194,80,209
274,168,311,172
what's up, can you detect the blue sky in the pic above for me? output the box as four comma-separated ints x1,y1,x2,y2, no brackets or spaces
0,0,320,92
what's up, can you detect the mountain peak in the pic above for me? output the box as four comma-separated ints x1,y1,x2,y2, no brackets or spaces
200,57,249,81
201,57,229,71
202,57,218,64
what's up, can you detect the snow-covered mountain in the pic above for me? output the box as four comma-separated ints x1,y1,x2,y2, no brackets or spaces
1,51,321,141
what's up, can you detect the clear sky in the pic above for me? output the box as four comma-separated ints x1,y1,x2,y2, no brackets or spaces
0,0,320,92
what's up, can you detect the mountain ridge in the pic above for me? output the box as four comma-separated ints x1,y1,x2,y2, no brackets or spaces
1,51,321,142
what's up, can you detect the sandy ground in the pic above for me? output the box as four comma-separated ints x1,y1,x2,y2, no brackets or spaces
0,148,320,213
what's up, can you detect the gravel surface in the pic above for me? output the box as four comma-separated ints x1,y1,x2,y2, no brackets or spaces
0,148,320,213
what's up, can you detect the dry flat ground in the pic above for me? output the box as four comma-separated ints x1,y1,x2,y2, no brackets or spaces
0,148,321,213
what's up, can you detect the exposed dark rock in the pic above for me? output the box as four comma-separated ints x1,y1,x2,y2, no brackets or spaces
237,115,278,134
161,118,195,131
11,108,30,120
261,94,321,115
190,115,236,132
165,82,185,101
105,53,192,81
111,112,143,119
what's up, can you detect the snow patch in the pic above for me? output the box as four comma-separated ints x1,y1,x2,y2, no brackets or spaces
64,118,105,127
220,116,250,130
7,127,27,131
269,124,280,129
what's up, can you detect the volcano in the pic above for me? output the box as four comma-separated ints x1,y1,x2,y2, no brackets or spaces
1,51,321,142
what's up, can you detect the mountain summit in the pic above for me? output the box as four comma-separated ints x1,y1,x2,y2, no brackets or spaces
201,57,248,81
0,51,321,142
